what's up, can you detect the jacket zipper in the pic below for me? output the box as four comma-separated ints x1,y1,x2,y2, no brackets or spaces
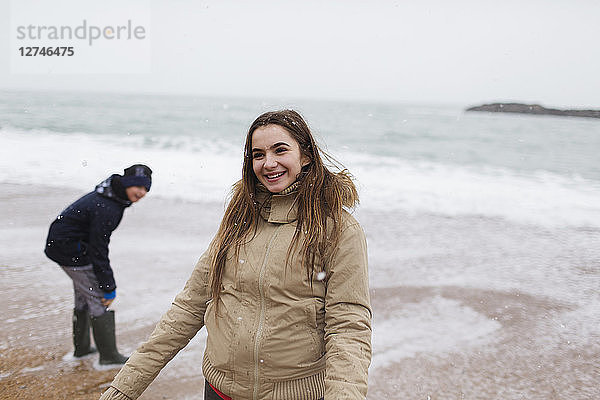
253,225,283,400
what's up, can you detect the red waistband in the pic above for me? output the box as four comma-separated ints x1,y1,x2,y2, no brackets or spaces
209,382,232,400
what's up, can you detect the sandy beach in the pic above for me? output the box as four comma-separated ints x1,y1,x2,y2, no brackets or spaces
1,182,599,399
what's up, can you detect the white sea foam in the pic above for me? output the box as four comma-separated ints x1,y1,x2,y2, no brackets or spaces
0,126,241,203
2,126,599,228
370,295,500,370
20,365,45,373
92,361,128,371
344,151,600,228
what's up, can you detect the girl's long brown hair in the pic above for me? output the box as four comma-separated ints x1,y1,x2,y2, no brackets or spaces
208,110,358,302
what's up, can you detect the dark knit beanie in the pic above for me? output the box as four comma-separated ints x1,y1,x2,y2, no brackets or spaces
121,164,152,191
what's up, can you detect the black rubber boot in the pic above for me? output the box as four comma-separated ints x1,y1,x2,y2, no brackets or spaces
73,309,97,358
91,310,128,365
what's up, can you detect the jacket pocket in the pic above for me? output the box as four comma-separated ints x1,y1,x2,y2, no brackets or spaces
308,298,326,356
204,287,248,371
204,298,234,370
261,298,324,379
46,239,87,265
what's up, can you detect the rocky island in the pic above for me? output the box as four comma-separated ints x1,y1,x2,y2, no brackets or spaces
466,103,600,119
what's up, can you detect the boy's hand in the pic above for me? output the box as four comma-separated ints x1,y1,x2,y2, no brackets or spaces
102,289,116,307
101,298,114,307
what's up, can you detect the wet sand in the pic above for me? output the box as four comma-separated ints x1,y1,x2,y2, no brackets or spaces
1,183,599,399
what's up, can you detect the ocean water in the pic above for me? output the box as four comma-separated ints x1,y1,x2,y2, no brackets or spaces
1,90,599,228
1,90,600,396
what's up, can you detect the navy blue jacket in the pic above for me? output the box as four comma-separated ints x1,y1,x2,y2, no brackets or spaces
45,175,131,293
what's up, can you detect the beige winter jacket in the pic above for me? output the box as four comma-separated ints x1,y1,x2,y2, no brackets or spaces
99,190,371,400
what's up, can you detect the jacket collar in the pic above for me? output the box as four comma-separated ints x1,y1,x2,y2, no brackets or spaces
257,182,299,223
267,192,298,223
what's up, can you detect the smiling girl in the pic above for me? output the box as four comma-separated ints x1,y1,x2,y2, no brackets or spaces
99,110,371,400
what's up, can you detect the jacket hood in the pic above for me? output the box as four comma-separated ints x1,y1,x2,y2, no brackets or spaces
95,175,132,207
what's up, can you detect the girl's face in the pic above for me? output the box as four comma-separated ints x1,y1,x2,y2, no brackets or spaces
251,124,309,193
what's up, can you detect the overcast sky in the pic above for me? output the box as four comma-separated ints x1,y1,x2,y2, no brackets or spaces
1,0,599,107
